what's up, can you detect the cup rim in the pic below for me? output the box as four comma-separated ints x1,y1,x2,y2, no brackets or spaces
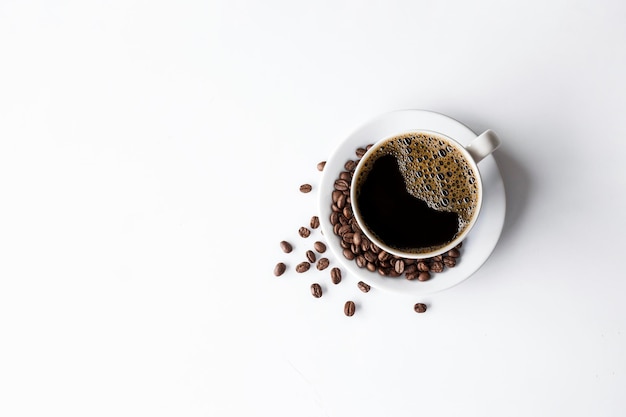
350,129,484,259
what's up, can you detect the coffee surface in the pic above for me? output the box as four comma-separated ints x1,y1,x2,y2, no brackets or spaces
354,132,480,254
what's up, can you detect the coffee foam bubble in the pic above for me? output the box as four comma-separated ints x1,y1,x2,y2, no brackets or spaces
360,132,480,234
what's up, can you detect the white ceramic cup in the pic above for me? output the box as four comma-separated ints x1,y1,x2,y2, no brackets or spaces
350,129,501,259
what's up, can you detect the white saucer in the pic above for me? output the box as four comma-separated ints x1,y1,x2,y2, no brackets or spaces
318,110,506,296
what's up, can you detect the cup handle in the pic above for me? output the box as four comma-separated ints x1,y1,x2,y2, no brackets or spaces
465,129,501,163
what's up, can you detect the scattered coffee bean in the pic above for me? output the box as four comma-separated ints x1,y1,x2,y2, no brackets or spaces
317,161,326,171
334,179,349,191
300,183,312,193
447,248,460,258
417,261,429,272
296,262,310,273
357,281,371,293
430,261,444,273
356,147,367,158
344,160,357,171
443,256,456,268
280,241,293,253
310,216,320,229
330,267,342,284
311,283,322,298
344,301,356,317
299,227,311,238
316,257,330,270
274,262,286,276
418,271,431,281
306,250,316,263
414,303,427,313
314,241,326,253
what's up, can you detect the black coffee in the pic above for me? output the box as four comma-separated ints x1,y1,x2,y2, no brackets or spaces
354,132,480,254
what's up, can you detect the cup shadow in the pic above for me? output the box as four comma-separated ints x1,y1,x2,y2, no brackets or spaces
492,147,531,247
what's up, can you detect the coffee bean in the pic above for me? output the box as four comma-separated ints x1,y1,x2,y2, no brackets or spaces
430,261,444,273
342,248,355,260
316,257,330,270
418,271,431,281
344,301,356,316
306,250,316,263
279,240,293,253
311,283,322,298
366,262,376,272
330,267,342,284
298,227,311,238
355,255,366,268
274,262,286,276
394,259,405,274
334,179,349,191
314,241,326,253
296,262,310,273
357,281,371,293
443,256,456,268
447,248,460,258
404,264,417,275
405,271,419,280
310,216,320,229
417,261,430,272
339,171,352,181
317,161,326,171
356,147,367,158
300,183,312,193
414,303,427,313
344,160,357,171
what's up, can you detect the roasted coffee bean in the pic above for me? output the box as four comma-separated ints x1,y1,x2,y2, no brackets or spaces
344,301,356,317
330,212,340,226
357,281,371,293
342,206,352,220
417,261,430,272
274,262,286,276
352,231,362,247
344,160,357,171
455,241,463,249
340,240,350,249
334,179,349,191
447,248,460,258
430,261,444,273
405,271,419,280
366,262,376,272
300,183,312,193
389,269,401,278
314,241,326,253
364,251,377,263
339,171,352,181
414,303,427,313
298,227,311,238
306,250,316,263
343,232,354,244
317,161,326,171
343,248,355,260
296,262,310,273
330,267,342,284
311,283,322,298
418,271,431,281
356,147,367,158
394,259,405,274
332,190,342,202
377,250,391,262
443,256,456,268
338,224,351,236
337,193,347,209
405,264,417,275
280,241,293,253
310,216,320,229
355,255,367,268
317,258,330,270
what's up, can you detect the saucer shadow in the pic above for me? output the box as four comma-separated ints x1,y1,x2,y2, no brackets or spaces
492,148,531,247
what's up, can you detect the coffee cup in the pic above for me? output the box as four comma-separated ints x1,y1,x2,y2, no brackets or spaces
350,129,500,259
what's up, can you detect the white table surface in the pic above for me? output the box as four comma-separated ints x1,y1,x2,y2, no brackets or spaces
1,1,625,416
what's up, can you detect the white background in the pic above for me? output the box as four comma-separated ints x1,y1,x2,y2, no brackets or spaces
1,1,625,416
